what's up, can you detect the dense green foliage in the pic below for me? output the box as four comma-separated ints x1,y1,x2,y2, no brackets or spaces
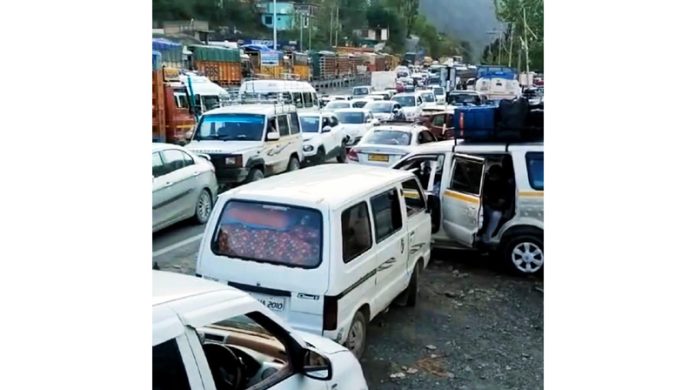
483,0,543,71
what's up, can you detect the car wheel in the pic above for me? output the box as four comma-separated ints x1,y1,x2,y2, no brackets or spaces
405,262,421,307
316,147,326,164
287,156,300,172
345,310,367,359
503,234,544,275
193,189,212,224
336,145,347,163
247,168,264,183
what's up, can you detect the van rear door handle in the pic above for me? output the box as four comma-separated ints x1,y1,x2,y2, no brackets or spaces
192,171,200,176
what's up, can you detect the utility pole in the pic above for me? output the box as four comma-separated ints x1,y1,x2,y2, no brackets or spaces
329,6,334,47
273,0,278,50
299,11,303,52
523,7,531,76
497,31,503,65
308,10,312,51
335,6,340,47
508,25,514,67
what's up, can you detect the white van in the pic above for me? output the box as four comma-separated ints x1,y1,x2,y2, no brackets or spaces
186,103,304,186
239,80,320,112
180,73,232,113
196,164,438,358
392,140,544,274
153,271,368,390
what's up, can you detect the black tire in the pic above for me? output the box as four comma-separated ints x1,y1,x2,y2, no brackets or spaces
405,262,421,307
316,147,326,164
246,168,264,183
287,155,300,172
502,233,544,275
193,189,213,224
336,145,347,163
345,310,368,359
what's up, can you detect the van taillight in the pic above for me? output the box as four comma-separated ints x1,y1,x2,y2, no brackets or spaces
323,296,338,330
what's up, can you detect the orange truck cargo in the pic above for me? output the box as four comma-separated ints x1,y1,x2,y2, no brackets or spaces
152,67,196,144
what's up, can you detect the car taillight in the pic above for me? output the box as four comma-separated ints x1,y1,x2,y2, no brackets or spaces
347,149,359,161
323,296,338,330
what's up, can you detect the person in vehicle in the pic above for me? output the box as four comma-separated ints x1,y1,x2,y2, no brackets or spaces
481,164,509,244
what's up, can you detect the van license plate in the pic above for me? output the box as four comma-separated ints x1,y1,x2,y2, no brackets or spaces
368,154,389,162
251,294,287,313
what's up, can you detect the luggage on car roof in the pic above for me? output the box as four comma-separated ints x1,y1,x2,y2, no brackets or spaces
453,97,543,143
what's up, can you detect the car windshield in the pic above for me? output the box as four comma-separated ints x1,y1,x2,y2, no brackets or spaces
363,130,412,145
366,102,395,113
336,111,366,124
447,93,479,105
300,116,321,132
354,87,369,96
212,200,323,268
393,95,416,107
422,93,435,102
194,114,265,141
352,100,368,108
433,87,444,95
326,101,350,110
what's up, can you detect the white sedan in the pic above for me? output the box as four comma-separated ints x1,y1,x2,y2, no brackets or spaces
346,124,438,167
334,108,380,148
152,143,218,232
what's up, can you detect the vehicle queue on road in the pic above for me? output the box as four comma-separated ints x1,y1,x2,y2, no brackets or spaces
153,71,544,389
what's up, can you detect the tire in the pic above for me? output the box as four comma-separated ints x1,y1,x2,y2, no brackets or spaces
287,156,300,172
405,262,421,307
193,189,212,224
316,147,326,164
336,145,347,163
247,168,264,183
345,310,368,359
502,233,544,275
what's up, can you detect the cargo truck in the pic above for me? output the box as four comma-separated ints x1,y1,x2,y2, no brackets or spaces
152,65,195,144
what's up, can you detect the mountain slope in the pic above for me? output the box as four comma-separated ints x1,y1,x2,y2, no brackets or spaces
419,0,503,61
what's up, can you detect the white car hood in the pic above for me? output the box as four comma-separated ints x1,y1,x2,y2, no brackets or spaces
302,132,320,142
294,330,349,355
186,140,263,155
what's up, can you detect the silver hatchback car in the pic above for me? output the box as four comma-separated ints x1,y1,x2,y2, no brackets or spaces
152,143,218,232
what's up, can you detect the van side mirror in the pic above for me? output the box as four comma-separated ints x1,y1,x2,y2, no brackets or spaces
302,349,332,381
322,126,332,133
267,132,280,141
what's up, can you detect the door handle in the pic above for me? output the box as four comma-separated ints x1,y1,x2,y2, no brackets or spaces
192,171,200,177
410,232,416,238
164,182,173,187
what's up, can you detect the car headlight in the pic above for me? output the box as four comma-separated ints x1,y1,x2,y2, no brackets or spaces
225,155,242,166
303,145,314,152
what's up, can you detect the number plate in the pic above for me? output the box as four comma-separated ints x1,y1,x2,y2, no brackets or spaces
251,293,287,313
368,154,389,162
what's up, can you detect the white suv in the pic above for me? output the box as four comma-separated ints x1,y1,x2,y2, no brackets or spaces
299,112,347,164
153,271,368,389
186,103,304,187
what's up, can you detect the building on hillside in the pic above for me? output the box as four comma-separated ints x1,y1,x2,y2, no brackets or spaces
259,1,296,31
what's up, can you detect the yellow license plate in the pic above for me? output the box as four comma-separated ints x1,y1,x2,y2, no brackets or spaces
368,154,389,162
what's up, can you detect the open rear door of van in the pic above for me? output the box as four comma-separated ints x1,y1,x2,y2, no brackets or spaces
441,154,485,247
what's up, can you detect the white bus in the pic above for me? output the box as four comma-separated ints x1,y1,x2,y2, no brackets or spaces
239,80,320,112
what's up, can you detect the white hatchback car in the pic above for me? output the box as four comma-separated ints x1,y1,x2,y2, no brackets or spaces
152,143,218,232
153,271,368,390
299,112,347,164
391,92,423,121
347,123,438,167
334,108,380,148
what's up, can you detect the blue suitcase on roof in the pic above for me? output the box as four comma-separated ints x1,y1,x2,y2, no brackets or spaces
453,106,496,141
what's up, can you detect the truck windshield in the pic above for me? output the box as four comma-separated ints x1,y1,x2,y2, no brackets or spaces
194,114,265,141
299,116,321,132
212,200,323,268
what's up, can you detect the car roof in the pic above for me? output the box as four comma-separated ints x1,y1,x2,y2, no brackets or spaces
393,92,417,97
372,124,427,134
239,79,316,93
335,108,370,114
222,164,414,209
152,143,183,152
406,140,544,155
152,270,246,307
203,103,296,116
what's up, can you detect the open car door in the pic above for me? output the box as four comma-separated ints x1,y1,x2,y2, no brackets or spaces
441,154,485,247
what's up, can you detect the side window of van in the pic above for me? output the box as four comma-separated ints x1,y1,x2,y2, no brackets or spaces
312,93,318,107
303,92,312,108
153,339,191,390
401,179,426,216
294,93,303,108
278,115,290,136
526,152,544,190
289,112,301,134
450,158,484,195
342,202,372,263
282,92,292,104
370,188,403,242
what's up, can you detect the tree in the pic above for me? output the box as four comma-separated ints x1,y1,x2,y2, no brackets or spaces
493,0,543,70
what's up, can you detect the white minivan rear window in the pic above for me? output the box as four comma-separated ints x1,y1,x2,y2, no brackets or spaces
212,201,323,268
